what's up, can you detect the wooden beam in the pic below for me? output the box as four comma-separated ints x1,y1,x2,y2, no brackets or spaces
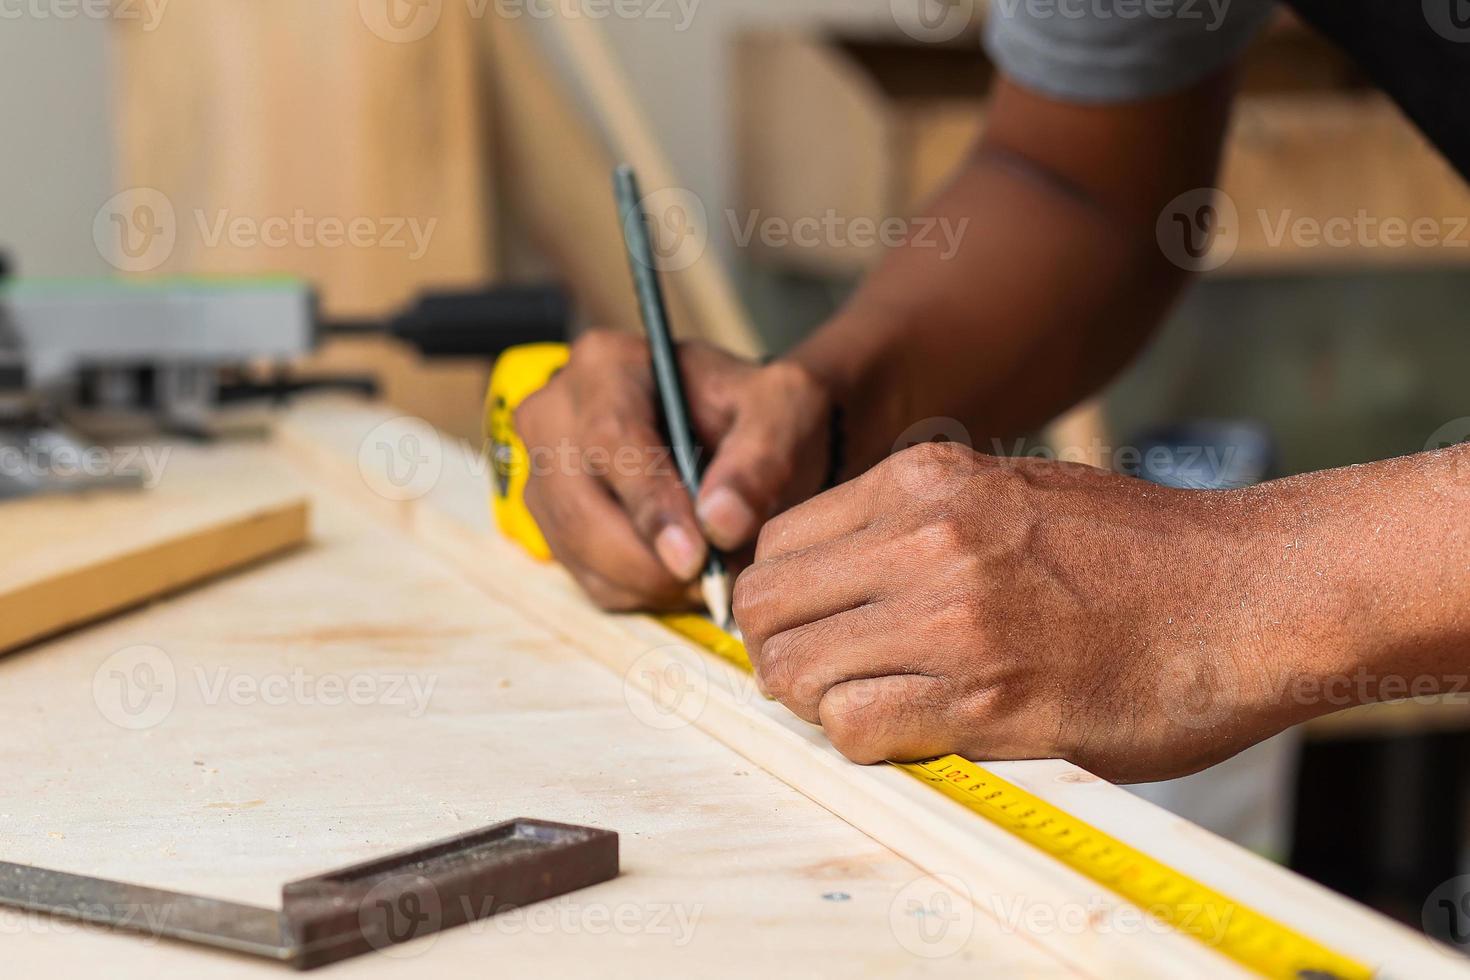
484,15,765,358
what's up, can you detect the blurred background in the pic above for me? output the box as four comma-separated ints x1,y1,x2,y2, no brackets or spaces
2,0,1467,941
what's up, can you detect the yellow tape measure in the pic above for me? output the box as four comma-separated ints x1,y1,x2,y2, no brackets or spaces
487,346,1373,980
655,616,1370,980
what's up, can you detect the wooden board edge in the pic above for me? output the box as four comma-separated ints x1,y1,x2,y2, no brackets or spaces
0,499,311,656
271,403,1467,977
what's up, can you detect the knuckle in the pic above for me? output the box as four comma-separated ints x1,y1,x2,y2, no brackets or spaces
756,632,796,701
752,517,780,561
570,328,634,362
581,575,634,612
512,387,553,441
907,510,966,559
731,567,770,639
823,703,887,764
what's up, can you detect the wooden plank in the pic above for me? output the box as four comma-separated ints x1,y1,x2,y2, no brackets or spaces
0,429,1067,977
485,16,765,358
111,2,496,319
280,399,1468,979
0,447,308,654
540,13,763,357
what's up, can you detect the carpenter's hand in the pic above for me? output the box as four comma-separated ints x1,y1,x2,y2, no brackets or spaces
515,330,831,611
734,442,1313,783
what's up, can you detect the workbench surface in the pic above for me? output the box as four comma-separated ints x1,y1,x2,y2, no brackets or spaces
1,401,1459,978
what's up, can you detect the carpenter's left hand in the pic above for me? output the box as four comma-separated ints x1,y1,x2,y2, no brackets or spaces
732,442,1315,783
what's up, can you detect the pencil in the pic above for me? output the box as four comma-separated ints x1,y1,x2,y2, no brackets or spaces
613,164,733,630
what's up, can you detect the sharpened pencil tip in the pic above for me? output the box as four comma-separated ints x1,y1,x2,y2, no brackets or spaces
700,570,733,634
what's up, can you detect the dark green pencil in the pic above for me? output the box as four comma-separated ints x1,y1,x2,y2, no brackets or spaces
613,164,732,630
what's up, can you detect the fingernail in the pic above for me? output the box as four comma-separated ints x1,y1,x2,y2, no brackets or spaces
698,486,757,547
655,524,705,580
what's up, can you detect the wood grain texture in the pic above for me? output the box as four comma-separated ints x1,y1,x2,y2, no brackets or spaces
112,2,496,319
278,398,1467,979
0,427,1065,978
484,15,766,357
0,448,308,655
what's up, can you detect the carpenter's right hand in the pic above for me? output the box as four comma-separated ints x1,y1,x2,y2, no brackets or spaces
514,330,833,611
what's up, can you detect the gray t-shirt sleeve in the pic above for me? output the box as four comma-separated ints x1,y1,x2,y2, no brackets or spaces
983,0,1278,103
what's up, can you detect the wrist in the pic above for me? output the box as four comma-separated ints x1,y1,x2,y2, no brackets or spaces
1228,456,1470,724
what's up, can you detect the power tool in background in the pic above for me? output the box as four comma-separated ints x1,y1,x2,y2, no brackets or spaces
0,251,570,498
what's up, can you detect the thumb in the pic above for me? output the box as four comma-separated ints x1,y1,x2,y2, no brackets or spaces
696,408,809,551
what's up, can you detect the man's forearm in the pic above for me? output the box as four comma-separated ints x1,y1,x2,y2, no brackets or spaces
787,75,1234,473
1246,443,1470,722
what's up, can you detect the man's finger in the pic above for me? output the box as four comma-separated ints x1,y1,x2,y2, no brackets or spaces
524,468,694,608
696,408,803,551
587,416,708,582
750,465,888,562
753,600,930,724
819,675,956,764
733,521,896,648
